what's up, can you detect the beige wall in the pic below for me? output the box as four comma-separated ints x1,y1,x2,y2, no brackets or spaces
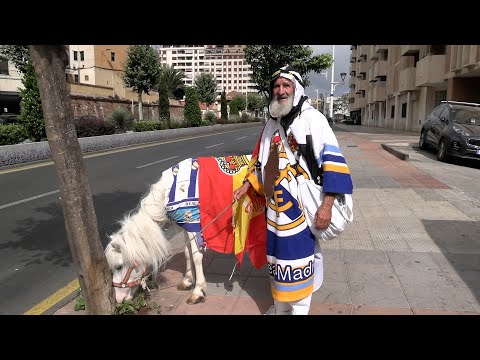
349,44,480,132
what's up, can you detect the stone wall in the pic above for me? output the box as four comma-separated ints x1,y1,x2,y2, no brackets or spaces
69,94,184,121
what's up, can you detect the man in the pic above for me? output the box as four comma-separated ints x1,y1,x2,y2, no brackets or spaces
233,65,353,315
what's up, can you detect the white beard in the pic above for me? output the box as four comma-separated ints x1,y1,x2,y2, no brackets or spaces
269,94,294,119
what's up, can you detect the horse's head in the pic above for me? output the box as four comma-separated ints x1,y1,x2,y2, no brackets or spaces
105,235,149,303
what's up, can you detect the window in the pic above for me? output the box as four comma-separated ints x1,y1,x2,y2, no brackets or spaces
74,74,79,83
438,107,450,121
401,103,407,118
80,51,84,61
85,75,89,81
391,105,395,118
434,90,447,107
111,52,115,62
0,60,9,75
73,51,78,61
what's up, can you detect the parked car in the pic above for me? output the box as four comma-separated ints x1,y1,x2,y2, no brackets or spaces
418,101,480,162
0,114,20,125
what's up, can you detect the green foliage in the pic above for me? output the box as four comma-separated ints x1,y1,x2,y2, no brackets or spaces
229,95,245,114
244,45,333,92
247,93,267,112
335,93,349,113
74,117,116,137
194,72,217,107
220,90,228,120
19,61,46,142
159,64,185,100
0,124,27,145
184,87,202,127
203,111,215,126
115,293,148,315
158,76,171,128
123,45,161,95
0,45,30,74
74,292,85,311
107,106,134,133
133,120,164,132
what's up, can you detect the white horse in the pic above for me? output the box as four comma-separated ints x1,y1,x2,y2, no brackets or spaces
104,155,256,305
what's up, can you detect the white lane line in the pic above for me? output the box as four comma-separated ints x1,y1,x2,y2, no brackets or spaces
136,155,179,169
236,136,247,140
0,189,60,210
205,143,224,149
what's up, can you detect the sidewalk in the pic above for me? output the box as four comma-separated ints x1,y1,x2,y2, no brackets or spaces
52,124,480,315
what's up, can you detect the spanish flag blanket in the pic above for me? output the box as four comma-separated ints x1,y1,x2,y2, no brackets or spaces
161,156,267,269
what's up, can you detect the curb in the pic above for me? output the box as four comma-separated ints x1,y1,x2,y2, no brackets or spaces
0,122,262,168
381,144,409,161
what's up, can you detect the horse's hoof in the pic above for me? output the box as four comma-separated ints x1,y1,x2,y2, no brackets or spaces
177,283,192,291
187,295,206,305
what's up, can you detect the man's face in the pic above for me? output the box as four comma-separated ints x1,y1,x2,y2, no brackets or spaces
270,77,295,118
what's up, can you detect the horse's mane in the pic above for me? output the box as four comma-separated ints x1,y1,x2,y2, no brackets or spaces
105,176,171,274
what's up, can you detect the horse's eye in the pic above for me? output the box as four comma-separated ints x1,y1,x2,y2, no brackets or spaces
115,265,123,271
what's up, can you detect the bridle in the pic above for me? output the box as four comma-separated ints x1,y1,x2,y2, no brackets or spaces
112,263,150,290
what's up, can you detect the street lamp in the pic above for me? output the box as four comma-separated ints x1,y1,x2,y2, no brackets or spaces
328,45,347,120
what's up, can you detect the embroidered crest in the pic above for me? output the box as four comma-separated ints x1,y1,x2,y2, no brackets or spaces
287,131,299,153
215,155,250,175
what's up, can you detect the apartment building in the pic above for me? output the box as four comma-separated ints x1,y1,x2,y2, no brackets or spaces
153,45,256,97
0,59,23,115
348,45,480,132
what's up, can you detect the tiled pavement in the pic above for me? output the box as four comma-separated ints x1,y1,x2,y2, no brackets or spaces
52,125,480,315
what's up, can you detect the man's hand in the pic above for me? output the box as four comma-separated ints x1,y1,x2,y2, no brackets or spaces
233,180,251,201
314,193,335,230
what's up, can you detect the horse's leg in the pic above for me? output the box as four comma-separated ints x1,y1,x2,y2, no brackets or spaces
186,232,206,304
177,231,194,291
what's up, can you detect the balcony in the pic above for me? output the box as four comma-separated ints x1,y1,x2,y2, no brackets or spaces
399,67,417,92
400,45,420,56
374,60,387,78
373,81,386,102
375,45,388,53
356,61,368,77
415,54,446,87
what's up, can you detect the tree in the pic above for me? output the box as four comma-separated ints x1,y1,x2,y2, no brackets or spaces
0,45,29,74
158,75,171,128
29,45,115,314
19,61,46,141
247,93,267,115
334,93,349,113
0,45,45,141
220,89,228,120
123,45,160,120
159,64,185,100
244,45,333,92
184,87,202,127
229,95,245,115
194,72,217,111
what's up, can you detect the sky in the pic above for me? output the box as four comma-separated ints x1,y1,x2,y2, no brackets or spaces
304,45,351,101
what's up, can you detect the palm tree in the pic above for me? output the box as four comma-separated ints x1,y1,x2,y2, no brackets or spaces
159,64,185,100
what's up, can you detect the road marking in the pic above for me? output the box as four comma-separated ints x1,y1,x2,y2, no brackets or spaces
24,278,79,315
205,143,223,149
136,155,179,169
0,127,254,175
0,190,60,210
236,136,247,140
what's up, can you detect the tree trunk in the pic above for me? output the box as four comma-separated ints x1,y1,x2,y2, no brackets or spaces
138,92,143,120
29,45,115,315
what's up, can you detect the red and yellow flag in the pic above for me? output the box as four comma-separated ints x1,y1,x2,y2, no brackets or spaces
198,156,266,269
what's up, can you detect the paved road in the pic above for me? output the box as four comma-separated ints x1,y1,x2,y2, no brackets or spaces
53,124,480,315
